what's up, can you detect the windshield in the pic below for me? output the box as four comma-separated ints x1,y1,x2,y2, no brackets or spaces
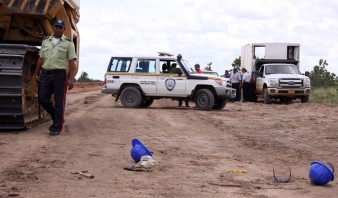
265,64,301,75
180,59,195,74
204,71,219,77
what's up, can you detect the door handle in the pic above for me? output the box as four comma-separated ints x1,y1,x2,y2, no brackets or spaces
113,76,120,79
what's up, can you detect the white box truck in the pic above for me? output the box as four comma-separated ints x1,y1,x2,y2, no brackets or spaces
241,43,311,104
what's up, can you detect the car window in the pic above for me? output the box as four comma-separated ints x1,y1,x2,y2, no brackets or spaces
108,58,132,72
160,60,178,74
136,59,156,73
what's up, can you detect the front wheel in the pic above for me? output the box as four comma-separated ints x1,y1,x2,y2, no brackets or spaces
301,95,309,103
264,88,271,104
195,89,215,111
120,87,142,108
212,98,227,110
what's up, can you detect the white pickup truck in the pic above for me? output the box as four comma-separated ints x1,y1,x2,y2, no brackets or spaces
241,43,311,104
101,53,236,110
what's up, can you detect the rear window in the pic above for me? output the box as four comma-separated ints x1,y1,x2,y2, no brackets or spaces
108,57,132,72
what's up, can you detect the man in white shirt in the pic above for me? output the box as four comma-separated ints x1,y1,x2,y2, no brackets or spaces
241,68,251,102
230,68,242,101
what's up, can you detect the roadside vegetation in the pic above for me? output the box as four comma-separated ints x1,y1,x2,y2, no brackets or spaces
308,59,337,104
310,87,338,103
76,71,101,82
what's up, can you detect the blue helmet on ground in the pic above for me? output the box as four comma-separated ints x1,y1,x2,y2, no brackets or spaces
309,161,334,185
130,138,152,163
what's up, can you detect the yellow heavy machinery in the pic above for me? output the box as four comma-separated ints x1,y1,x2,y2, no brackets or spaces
0,0,80,129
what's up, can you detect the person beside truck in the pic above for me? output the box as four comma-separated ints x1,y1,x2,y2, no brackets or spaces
230,68,242,102
241,68,251,102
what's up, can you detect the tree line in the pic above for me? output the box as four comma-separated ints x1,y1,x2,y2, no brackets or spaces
75,71,101,82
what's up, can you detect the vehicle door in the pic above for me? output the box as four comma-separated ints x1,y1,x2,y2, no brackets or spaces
157,60,186,96
256,65,265,94
133,58,157,94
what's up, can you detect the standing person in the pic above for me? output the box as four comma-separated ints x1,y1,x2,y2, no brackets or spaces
230,68,242,101
178,98,190,107
241,68,251,102
194,64,203,74
34,19,77,136
223,70,230,78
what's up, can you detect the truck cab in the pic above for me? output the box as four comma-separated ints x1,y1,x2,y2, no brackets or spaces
241,43,311,104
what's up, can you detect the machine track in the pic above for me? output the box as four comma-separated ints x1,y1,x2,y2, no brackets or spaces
0,44,45,130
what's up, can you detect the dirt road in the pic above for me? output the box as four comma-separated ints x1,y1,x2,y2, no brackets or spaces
1,87,337,198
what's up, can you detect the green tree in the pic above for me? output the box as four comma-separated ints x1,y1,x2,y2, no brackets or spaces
309,59,336,88
77,71,91,82
231,56,241,70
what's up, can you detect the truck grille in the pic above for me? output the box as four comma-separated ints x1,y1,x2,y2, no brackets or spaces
279,78,303,88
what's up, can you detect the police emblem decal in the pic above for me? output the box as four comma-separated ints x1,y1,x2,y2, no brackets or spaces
165,78,176,91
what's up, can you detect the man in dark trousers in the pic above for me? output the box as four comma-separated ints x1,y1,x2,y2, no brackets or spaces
230,68,242,101
34,19,77,136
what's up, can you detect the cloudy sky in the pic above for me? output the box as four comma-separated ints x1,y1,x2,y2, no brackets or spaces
76,0,338,80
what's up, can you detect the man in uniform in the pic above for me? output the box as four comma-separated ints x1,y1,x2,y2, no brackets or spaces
34,19,77,136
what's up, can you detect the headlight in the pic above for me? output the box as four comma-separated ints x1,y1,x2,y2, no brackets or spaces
215,79,232,87
224,80,232,87
268,78,277,87
215,79,223,85
304,78,311,88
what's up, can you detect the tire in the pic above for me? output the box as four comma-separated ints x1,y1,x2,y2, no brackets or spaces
264,88,271,104
140,98,154,107
212,98,227,110
195,89,215,111
301,95,309,103
120,87,142,108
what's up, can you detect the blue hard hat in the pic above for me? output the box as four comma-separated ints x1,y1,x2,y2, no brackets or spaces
130,138,152,163
309,161,334,185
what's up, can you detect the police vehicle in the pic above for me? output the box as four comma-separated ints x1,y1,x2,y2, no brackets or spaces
101,53,235,110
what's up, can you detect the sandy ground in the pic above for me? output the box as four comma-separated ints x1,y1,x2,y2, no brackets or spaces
0,85,338,198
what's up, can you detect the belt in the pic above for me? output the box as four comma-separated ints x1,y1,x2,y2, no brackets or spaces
42,68,65,74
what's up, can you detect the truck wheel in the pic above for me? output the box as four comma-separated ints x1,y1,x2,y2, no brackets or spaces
140,98,154,107
195,89,215,111
264,88,271,104
120,87,142,108
212,98,227,110
301,96,309,103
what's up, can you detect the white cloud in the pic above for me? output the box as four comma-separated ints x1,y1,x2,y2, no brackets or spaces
76,0,338,80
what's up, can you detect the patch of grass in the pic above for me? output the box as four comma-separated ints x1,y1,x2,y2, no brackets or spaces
310,87,338,104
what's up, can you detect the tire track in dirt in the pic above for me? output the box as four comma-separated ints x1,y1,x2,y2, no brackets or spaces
0,89,104,197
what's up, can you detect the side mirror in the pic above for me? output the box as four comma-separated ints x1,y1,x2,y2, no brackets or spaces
304,71,310,77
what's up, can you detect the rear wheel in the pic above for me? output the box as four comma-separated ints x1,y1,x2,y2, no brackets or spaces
195,89,215,111
212,98,227,110
264,88,271,104
120,87,142,108
301,95,309,103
